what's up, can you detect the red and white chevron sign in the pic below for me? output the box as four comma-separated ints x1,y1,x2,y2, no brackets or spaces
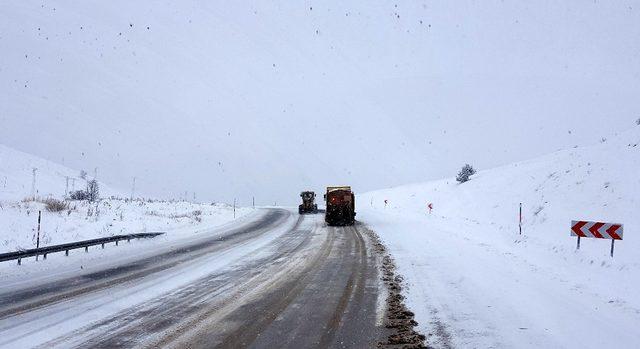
571,221,623,240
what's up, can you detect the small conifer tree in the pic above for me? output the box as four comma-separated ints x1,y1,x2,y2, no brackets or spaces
456,164,476,183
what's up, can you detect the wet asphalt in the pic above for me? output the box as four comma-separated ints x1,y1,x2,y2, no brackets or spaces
0,209,385,349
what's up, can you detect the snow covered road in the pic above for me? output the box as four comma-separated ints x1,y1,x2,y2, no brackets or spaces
0,209,384,348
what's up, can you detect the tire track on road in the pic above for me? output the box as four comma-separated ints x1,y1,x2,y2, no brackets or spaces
76,218,317,348
2,213,387,349
188,223,337,349
0,210,288,321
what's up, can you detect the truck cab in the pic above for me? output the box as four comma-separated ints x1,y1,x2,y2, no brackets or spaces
299,191,318,214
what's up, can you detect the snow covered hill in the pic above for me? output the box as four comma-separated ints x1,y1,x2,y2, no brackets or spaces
0,143,120,201
0,143,251,254
359,126,640,348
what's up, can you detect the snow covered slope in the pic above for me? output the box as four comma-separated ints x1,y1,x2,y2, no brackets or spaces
0,143,119,201
0,198,251,254
360,126,640,348
0,143,252,253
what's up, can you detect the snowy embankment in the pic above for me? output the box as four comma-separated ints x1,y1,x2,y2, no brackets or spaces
360,127,640,349
0,143,252,254
0,199,251,254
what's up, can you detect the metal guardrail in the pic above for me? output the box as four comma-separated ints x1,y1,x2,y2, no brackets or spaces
0,232,165,265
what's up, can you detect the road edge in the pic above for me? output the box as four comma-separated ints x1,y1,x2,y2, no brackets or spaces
358,223,429,349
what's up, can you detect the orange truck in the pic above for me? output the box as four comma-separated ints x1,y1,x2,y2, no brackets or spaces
324,186,356,226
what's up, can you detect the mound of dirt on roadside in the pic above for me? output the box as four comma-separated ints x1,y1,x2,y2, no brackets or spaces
360,226,428,349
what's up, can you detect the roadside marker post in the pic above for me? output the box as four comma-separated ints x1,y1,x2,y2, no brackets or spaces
519,203,522,235
571,220,623,257
35,210,42,261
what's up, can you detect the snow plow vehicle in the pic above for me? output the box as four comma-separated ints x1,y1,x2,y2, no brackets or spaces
324,186,356,226
298,191,318,214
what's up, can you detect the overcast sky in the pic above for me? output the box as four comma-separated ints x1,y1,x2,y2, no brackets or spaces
1,1,639,205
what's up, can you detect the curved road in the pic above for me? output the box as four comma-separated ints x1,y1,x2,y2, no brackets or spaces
0,209,385,348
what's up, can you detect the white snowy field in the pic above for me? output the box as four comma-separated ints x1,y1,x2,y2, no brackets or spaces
0,143,252,254
360,126,640,348
0,198,252,254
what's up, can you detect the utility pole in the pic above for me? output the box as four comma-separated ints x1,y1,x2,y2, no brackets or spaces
131,177,136,200
65,176,70,197
233,198,236,219
31,168,37,199
252,196,255,209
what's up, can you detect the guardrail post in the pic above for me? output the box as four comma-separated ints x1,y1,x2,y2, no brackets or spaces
127,238,130,243
65,250,69,256
17,258,21,265
43,253,47,259
85,246,88,253
115,240,119,246
101,243,104,249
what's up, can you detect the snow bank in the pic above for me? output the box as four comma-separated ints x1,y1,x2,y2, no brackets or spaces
0,199,251,253
0,143,253,253
360,126,640,348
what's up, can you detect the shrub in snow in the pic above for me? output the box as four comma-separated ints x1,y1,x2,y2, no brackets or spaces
636,117,640,126
193,210,203,222
87,180,100,202
69,190,89,200
43,198,68,212
456,164,476,183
